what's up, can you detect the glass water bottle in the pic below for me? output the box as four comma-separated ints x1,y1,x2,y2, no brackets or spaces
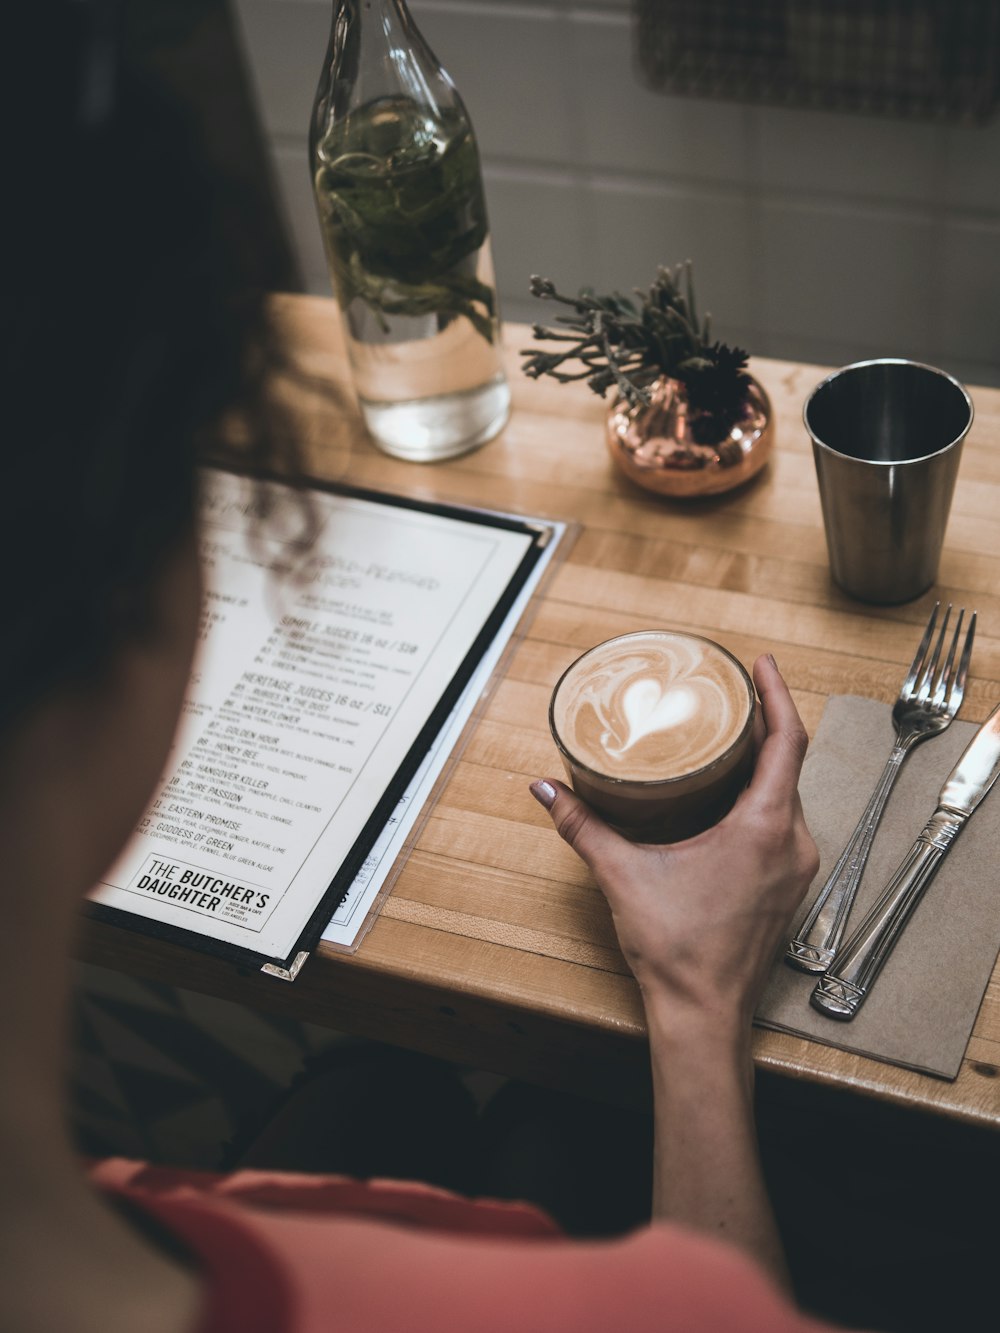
310,0,510,461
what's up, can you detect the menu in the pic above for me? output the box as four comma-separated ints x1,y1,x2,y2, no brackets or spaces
88,469,551,974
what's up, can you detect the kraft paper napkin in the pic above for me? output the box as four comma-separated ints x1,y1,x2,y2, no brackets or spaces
756,694,1000,1080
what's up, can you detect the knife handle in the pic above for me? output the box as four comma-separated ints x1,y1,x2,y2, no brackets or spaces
811,808,965,1020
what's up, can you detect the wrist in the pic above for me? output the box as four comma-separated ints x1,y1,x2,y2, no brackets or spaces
642,989,754,1067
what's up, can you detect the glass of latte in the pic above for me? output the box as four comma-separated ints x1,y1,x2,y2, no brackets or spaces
549,630,756,842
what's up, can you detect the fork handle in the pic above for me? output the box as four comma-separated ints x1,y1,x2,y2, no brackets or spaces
811,808,965,1019
785,739,913,973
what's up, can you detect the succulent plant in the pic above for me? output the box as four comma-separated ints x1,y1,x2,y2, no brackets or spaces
521,262,752,440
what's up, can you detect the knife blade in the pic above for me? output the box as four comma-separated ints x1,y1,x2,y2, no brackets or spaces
812,702,1000,1020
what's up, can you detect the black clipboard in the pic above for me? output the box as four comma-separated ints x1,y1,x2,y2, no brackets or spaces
85,469,555,979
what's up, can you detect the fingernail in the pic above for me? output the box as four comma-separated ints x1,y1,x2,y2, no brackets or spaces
530,779,557,809
766,653,778,671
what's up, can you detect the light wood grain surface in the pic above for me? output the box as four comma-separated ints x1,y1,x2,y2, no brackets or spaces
78,294,1000,1128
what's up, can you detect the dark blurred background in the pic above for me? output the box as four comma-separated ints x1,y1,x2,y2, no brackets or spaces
224,0,999,386
136,0,999,384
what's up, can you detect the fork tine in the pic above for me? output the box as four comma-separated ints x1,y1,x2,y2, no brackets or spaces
947,609,976,714
915,603,950,703
932,607,964,707
900,602,938,700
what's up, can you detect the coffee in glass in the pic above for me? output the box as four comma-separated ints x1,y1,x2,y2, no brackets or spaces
549,630,755,842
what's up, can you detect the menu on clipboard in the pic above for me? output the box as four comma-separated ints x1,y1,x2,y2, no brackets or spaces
87,467,557,978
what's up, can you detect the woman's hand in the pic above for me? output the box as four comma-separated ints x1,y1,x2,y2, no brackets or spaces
532,654,818,1281
531,654,819,1038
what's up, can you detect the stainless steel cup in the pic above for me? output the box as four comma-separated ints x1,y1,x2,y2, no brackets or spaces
805,359,973,604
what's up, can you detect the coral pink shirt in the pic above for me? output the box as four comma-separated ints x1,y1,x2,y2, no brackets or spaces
91,1159,842,1333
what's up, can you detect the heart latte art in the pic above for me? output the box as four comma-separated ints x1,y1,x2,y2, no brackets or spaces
551,632,751,782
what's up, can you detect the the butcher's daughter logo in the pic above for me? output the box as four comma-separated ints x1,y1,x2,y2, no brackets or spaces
126,855,271,928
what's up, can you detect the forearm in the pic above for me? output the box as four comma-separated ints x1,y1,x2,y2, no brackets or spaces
645,999,790,1291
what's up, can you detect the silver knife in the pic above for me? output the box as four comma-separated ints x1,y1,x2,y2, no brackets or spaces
812,702,1000,1021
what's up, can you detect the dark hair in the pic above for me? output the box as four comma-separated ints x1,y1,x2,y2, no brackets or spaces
6,3,306,735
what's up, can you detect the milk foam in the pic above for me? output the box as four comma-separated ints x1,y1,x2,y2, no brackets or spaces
552,632,750,781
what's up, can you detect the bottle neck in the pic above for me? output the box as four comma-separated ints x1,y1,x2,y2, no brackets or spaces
337,0,445,95
338,0,414,56
353,0,413,38
316,0,456,144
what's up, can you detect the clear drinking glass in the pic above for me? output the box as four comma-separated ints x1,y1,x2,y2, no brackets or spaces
309,0,510,462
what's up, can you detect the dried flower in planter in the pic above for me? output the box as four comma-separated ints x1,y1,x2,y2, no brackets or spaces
521,263,773,498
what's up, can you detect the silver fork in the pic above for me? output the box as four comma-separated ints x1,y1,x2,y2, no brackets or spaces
785,602,975,974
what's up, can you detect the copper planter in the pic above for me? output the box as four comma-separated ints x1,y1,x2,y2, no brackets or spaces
605,375,773,498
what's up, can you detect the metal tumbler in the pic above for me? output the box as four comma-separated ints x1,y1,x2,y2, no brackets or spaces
805,359,973,604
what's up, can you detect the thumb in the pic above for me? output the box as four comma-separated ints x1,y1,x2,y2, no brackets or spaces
530,778,629,875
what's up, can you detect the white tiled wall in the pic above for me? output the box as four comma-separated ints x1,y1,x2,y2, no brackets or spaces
232,0,1000,387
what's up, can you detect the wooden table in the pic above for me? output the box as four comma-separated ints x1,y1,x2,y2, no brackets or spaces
78,294,1000,1129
